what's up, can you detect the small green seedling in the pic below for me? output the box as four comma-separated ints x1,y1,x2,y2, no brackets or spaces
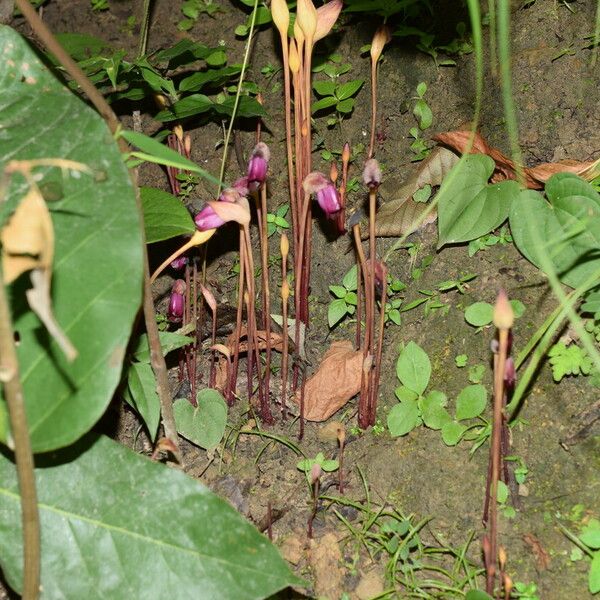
468,225,513,256
496,480,516,519
511,581,541,600
266,204,290,237
387,342,488,446
328,266,358,328
312,78,364,127
91,0,109,11
548,341,593,381
465,299,525,330
412,82,432,130
297,452,339,481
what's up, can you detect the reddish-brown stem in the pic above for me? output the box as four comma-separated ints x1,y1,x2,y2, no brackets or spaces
487,327,509,595
338,440,345,494
368,58,378,159
307,476,319,539
280,245,289,419
259,185,272,405
229,229,246,405
370,264,387,426
355,263,362,350
243,225,273,423
353,224,373,429
278,34,297,254
208,301,217,388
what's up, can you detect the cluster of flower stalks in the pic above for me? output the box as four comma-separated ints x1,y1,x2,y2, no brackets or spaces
153,4,394,432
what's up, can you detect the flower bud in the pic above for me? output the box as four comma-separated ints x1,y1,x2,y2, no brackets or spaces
363,158,382,190
247,142,270,190
310,462,322,485
195,204,226,231
280,233,289,259
370,25,391,64
504,356,516,389
168,279,186,322
493,289,514,330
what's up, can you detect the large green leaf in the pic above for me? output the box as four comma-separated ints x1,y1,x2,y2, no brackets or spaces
510,173,600,289
437,154,519,248
0,434,303,599
0,26,143,451
140,186,195,243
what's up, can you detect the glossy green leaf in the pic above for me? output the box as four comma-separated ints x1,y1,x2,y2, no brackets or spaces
342,265,358,290
173,389,228,449
336,79,364,101
312,96,338,113
464,302,493,327
441,420,466,446
419,390,451,430
455,385,487,420
124,362,160,442
580,519,600,549
132,331,193,363
396,341,431,395
140,186,195,243
313,80,336,96
388,399,420,437
121,128,221,183
510,173,600,289
590,552,600,594
328,298,349,328
0,27,142,452
179,66,242,93
0,434,302,598
437,154,519,248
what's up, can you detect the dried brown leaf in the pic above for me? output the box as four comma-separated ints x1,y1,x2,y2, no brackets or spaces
434,129,599,189
294,340,362,421
1,186,54,283
522,533,551,570
374,146,459,237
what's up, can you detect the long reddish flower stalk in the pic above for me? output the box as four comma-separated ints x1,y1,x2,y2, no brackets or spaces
280,234,290,418
228,228,246,405
368,26,391,159
486,290,514,595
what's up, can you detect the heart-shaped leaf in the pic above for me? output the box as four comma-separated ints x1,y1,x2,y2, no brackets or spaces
0,27,142,452
437,154,519,248
173,389,228,449
510,173,600,289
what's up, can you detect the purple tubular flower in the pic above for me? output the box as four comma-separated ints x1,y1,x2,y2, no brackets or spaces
316,183,341,217
195,204,226,231
170,256,188,270
303,171,341,218
168,280,186,322
247,142,270,191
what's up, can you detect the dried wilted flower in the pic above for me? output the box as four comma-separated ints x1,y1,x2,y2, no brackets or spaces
303,171,341,217
310,462,322,485
370,25,392,63
232,176,249,198
247,142,270,190
363,158,382,190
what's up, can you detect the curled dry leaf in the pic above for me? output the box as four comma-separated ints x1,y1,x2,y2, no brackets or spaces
1,183,77,361
374,146,459,237
294,340,362,421
522,533,551,571
434,129,599,189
